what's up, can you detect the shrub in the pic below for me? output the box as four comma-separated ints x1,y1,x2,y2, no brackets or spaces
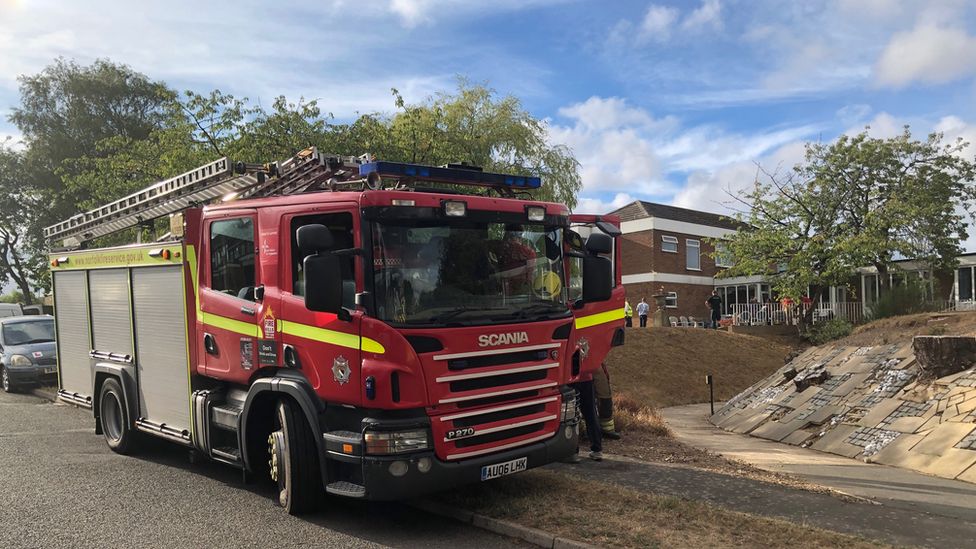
867,279,938,320
803,318,853,345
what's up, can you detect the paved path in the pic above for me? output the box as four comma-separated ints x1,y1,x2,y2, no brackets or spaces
0,390,525,549
662,403,976,522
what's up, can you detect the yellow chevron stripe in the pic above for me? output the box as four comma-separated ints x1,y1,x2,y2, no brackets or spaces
574,308,625,330
278,319,386,354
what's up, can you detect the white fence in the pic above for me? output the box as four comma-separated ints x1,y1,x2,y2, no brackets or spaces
730,300,973,327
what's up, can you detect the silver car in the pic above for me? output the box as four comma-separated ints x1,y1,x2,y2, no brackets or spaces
0,315,57,392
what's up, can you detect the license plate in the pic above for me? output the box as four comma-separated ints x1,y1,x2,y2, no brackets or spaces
480,457,527,481
43,367,55,374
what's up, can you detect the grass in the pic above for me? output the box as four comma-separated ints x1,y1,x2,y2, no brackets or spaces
606,327,792,408
430,470,886,549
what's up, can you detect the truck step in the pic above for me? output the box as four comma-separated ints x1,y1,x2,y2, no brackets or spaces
326,481,366,498
211,404,242,432
211,446,242,464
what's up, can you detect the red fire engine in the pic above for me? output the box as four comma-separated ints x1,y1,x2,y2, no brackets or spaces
46,149,625,513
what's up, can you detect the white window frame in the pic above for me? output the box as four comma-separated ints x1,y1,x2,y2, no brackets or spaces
686,239,701,271
661,235,678,253
715,241,733,268
665,291,678,308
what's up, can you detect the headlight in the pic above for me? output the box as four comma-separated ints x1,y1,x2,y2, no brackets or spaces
364,429,430,455
443,200,467,217
9,354,33,368
526,206,546,222
560,392,579,423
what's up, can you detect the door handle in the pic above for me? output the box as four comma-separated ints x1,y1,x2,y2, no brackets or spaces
240,306,256,316
204,333,218,356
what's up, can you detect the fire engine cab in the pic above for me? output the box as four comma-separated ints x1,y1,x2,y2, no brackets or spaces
46,149,625,514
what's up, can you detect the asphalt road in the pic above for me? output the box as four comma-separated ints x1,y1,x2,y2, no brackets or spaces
0,390,524,549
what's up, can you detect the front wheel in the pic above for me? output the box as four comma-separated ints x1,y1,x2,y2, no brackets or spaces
99,378,138,454
1,366,16,393
268,399,322,515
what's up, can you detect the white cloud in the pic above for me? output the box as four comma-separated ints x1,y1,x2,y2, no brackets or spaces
639,5,679,42
575,192,635,215
671,141,807,216
682,0,723,32
875,24,976,88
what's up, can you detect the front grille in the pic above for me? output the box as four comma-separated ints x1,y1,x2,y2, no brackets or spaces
449,369,549,392
448,349,550,370
454,423,544,448
452,403,546,428
455,390,539,408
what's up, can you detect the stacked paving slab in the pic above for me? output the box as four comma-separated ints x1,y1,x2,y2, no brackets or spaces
711,338,976,483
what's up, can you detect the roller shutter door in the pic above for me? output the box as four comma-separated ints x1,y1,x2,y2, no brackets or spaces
54,271,92,397
88,269,133,355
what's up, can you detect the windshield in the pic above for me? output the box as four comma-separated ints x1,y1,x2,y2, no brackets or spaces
3,319,55,345
371,219,567,326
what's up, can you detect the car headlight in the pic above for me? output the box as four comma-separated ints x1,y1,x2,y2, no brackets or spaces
364,429,430,455
9,354,33,368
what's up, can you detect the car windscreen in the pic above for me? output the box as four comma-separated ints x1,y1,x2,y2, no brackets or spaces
2,319,55,345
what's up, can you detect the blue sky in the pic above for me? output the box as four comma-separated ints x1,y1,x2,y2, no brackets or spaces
2,0,976,250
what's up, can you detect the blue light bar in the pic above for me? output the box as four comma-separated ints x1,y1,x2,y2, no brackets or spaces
359,161,542,189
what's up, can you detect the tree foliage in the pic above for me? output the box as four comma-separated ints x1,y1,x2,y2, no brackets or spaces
721,127,976,320
2,61,582,297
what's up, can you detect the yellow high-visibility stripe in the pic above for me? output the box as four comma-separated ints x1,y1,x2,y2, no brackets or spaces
574,308,625,330
278,319,386,354
188,244,385,354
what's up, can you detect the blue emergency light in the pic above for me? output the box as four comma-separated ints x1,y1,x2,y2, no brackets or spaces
359,161,542,189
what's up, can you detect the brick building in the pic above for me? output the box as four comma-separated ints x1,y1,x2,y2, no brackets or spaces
610,201,759,322
609,200,976,325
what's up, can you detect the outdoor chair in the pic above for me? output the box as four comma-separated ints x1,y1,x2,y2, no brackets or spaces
668,316,680,327
679,316,692,327
687,316,705,328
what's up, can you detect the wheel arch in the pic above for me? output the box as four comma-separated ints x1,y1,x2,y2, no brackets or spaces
92,362,138,427
239,371,328,487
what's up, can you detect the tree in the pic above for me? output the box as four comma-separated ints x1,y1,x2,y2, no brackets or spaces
721,127,976,327
0,144,44,303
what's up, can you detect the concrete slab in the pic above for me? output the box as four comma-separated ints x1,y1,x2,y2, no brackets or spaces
782,429,816,446
810,424,860,456
918,415,943,433
857,398,905,428
957,461,976,483
887,415,929,434
912,422,976,457
831,373,870,397
751,419,809,442
805,404,845,426
787,386,822,408
869,433,924,467
728,411,773,435
920,448,976,479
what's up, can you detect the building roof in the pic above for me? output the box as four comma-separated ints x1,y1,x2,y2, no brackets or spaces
609,201,743,231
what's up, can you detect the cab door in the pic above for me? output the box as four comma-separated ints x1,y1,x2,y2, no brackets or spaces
278,207,363,405
199,209,269,383
566,214,625,381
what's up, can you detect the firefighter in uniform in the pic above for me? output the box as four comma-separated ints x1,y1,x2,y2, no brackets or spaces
592,362,620,440
624,300,633,327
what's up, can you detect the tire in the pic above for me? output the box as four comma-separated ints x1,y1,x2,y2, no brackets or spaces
99,378,137,454
268,399,322,515
1,366,16,393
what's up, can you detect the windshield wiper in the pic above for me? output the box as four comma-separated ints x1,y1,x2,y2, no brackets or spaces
21,338,54,344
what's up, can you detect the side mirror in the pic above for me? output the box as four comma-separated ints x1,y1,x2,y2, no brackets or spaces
585,232,613,255
303,254,343,314
297,224,334,255
545,234,560,261
582,255,612,303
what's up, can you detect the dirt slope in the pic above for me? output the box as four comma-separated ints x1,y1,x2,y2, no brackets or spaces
838,311,976,347
606,327,792,408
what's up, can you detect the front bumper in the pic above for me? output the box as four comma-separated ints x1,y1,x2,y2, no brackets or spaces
5,366,57,386
359,421,578,501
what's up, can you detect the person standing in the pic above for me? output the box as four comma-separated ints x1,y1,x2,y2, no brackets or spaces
624,300,633,327
592,362,620,440
705,290,722,329
564,376,603,462
636,297,649,328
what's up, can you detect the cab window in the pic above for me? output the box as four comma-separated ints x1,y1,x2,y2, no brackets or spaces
290,212,355,309
210,217,256,301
